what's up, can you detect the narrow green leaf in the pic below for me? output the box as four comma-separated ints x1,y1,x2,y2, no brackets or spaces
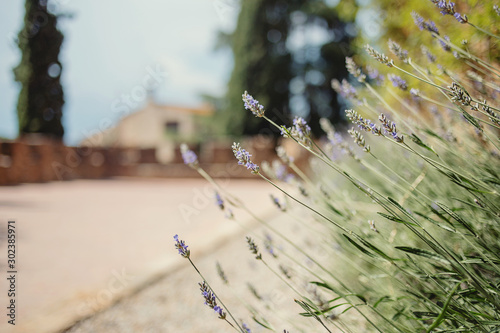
425,281,462,333
294,298,330,332
326,202,344,217
378,212,418,226
461,259,485,264
252,316,274,330
395,246,449,264
414,211,456,233
436,202,477,236
357,237,396,262
387,197,422,227
373,295,393,308
410,133,438,156
310,282,367,304
343,234,375,258
310,281,338,294
461,109,482,130
413,311,438,318
481,177,500,185
422,128,445,141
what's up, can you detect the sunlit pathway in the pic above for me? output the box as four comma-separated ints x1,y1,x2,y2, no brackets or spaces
0,178,277,333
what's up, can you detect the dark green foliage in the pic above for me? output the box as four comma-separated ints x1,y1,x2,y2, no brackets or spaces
217,0,356,137
13,0,65,139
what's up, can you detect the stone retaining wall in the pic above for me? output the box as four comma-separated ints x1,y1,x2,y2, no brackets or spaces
0,137,287,185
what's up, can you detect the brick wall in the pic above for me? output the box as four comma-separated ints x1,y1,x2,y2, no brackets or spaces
0,136,300,185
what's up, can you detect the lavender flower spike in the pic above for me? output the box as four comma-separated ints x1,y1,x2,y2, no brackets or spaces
270,194,287,212
448,82,471,106
388,39,408,62
379,113,404,143
345,109,382,136
345,57,366,82
199,281,226,319
388,74,408,91
439,36,451,52
291,117,312,144
246,236,262,260
435,0,456,16
215,191,224,210
232,142,259,173
180,143,198,168
276,145,293,165
411,12,440,35
365,44,394,67
242,91,265,117
216,261,229,285
348,128,370,152
410,88,420,99
430,0,468,23
494,5,500,16
242,323,252,333
174,234,190,258
366,66,385,85
331,79,358,99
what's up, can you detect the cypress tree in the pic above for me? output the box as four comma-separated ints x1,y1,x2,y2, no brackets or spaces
217,0,356,137
219,0,292,137
13,0,65,140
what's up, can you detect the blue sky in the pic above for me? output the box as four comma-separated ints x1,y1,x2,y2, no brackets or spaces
0,0,238,144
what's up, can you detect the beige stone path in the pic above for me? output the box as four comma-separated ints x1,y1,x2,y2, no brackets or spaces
0,177,280,333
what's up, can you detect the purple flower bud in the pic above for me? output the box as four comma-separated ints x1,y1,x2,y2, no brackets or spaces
174,234,190,258
379,113,403,143
180,144,198,168
366,66,385,85
199,281,226,319
454,12,467,23
215,192,224,210
242,323,252,333
410,88,420,98
232,142,259,173
242,91,265,117
439,36,451,51
388,74,408,91
412,12,440,35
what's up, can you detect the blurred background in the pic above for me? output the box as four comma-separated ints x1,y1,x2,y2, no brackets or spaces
0,0,425,332
0,0,380,182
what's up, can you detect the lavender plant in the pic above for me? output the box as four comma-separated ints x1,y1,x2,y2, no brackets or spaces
176,1,500,332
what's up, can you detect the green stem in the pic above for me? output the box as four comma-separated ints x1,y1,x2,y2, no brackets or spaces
394,63,453,93
425,281,462,333
188,258,245,333
467,22,500,41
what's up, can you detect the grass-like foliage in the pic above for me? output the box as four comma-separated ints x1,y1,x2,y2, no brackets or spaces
176,2,500,332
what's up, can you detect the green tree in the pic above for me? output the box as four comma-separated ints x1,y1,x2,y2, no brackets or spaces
216,0,358,137
14,0,65,140
355,0,500,73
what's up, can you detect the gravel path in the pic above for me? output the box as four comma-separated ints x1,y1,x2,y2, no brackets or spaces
0,178,280,333
63,210,365,333
0,178,366,333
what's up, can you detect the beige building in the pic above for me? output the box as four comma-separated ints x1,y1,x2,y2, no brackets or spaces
81,100,213,162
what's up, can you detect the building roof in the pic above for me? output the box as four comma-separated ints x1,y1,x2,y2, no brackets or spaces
80,100,214,147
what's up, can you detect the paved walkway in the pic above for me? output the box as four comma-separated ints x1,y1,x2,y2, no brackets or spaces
0,177,280,333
